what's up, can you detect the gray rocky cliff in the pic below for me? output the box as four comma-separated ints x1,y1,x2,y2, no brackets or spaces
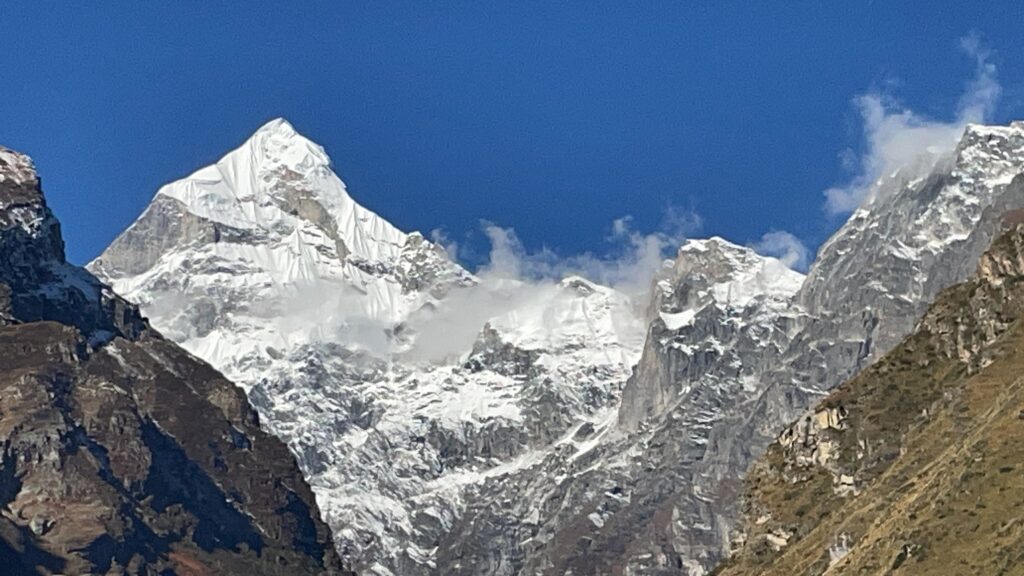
593,121,1024,575
439,121,1024,576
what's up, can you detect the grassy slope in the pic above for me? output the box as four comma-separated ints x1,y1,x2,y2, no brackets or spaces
716,228,1024,576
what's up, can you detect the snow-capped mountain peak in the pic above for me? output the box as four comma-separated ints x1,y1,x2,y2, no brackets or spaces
656,236,804,318
156,117,408,266
91,119,472,382
90,120,646,574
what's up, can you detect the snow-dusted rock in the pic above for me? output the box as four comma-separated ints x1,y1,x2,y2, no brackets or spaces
551,121,1024,574
90,120,645,574
437,121,1024,575
92,119,1024,575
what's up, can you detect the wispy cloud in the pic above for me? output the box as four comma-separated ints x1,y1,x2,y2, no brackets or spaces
429,228,460,260
476,206,703,296
752,230,811,272
401,207,702,361
824,34,1001,215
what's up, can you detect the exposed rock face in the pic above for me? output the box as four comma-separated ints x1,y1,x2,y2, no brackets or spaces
0,146,344,575
717,224,1024,576
0,148,146,342
436,240,803,576
618,237,804,430
440,122,1024,576
760,122,1024,424
567,121,1024,575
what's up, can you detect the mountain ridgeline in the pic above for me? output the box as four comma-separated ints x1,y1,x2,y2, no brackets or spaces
82,118,1024,575
0,148,347,574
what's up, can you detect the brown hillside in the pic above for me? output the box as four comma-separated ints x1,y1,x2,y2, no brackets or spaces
716,225,1024,576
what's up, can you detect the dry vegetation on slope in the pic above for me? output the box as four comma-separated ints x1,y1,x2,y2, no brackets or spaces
715,225,1024,576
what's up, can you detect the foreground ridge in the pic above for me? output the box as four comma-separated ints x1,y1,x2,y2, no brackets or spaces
0,146,348,575
717,222,1024,575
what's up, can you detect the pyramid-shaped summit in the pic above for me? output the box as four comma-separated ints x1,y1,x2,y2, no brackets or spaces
95,117,430,274
89,119,472,381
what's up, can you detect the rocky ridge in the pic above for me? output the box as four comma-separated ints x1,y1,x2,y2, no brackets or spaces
437,237,804,575
0,146,345,575
715,222,1024,576
437,121,1024,576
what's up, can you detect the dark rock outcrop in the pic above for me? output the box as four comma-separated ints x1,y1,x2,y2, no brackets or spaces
0,146,347,575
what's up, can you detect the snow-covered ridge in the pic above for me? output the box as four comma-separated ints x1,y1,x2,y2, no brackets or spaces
673,237,804,308
0,147,37,186
157,118,409,264
89,119,647,574
651,237,804,336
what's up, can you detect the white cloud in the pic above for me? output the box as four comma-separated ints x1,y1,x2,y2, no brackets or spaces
429,228,460,260
957,34,1000,122
824,35,1001,215
402,276,549,362
477,207,702,296
400,208,702,362
752,230,811,272
477,222,537,280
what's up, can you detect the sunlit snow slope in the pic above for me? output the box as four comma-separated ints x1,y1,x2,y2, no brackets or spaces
90,119,646,574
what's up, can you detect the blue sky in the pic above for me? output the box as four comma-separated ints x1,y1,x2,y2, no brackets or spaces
2,3,1024,268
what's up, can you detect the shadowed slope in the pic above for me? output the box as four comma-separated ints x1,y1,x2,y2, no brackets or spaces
0,146,348,574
